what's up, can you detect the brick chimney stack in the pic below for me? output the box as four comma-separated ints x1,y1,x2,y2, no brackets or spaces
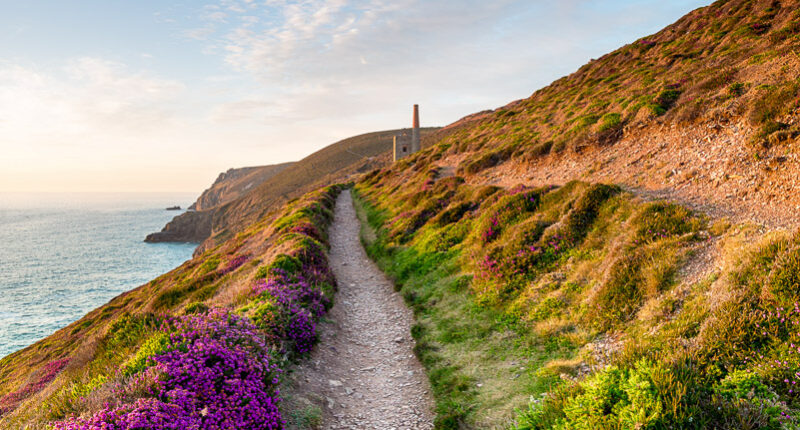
411,104,420,152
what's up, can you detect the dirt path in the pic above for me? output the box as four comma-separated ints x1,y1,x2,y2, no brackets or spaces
284,190,434,429
448,120,800,231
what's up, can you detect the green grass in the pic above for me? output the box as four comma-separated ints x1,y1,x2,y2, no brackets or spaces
287,404,323,429
352,181,681,428
354,160,745,429
0,185,346,428
358,157,800,428
354,191,576,428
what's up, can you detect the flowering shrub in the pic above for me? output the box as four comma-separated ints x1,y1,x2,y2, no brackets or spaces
476,232,569,283
248,273,329,354
54,398,201,430
48,185,343,428
55,310,283,430
389,208,437,242
219,255,250,275
476,189,541,244
0,358,69,413
288,222,323,244
253,275,330,319
743,304,800,400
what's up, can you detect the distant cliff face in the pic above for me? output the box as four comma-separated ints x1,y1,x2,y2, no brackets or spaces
145,128,440,248
189,164,293,211
144,210,213,243
144,163,292,243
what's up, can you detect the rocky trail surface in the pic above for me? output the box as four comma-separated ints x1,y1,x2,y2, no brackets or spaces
455,120,800,230
284,190,434,429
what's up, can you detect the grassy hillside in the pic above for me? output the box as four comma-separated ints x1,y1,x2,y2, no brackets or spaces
148,128,439,249
6,0,800,427
345,1,800,428
422,0,800,177
202,128,439,251
189,163,294,211
0,127,433,427
354,157,800,428
0,185,344,427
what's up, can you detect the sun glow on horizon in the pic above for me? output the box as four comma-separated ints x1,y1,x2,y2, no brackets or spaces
0,0,712,193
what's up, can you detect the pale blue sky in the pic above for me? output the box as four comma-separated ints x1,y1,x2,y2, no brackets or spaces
0,0,712,192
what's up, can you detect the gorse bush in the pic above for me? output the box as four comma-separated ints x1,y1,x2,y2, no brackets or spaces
558,360,676,429
120,332,170,377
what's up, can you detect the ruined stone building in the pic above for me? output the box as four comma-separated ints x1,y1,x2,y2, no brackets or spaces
393,104,420,162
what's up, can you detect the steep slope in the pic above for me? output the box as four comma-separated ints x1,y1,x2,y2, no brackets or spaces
346,0,800,428
189,163,294,211
145,128,438,247
423,0,800,227
197,127,439,253
7,0,800,428
144,163,292,243
0,185,344,427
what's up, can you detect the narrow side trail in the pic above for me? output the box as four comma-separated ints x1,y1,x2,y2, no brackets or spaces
285,190,434,429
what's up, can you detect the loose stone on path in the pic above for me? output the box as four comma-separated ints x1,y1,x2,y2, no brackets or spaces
284,190,435,429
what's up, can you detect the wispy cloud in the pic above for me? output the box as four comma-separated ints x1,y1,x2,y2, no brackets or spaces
0,58,184,143
0,0,712,191
190,0,709,126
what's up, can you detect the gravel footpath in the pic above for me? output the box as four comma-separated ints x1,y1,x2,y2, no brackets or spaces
285,190,435,429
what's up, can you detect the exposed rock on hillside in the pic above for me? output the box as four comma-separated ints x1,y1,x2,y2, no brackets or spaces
145,128,439,248
145,164,292,243
189,164,293,211
144,209,213,243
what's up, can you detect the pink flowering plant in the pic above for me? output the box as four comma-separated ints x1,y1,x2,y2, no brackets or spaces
48,185,343,429
219,255,251,275
742,304,800,401
0,358,69,414
54,310,283,430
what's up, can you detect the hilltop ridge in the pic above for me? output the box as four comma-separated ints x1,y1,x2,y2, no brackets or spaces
189,163,294,212
6,0,800,428
145,127,439,247
423,0,800,228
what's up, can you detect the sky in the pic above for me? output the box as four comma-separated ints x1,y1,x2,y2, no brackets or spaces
0,0,712,193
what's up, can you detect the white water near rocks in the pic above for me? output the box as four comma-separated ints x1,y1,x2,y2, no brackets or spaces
0,193,196,358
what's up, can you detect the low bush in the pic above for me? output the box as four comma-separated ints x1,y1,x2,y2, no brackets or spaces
515,359,692,429
651,89,682,115
458,145,515,175
597,113,622,132
55,310,283,430
474,188,543,244
749,82,800,126
41,185,345,429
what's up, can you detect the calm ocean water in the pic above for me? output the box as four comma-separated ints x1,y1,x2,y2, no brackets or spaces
0,193,197,359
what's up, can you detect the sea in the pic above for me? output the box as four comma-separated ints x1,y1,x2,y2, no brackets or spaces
0,193,198,359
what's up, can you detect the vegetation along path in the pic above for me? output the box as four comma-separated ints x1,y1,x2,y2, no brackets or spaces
286,190,434,429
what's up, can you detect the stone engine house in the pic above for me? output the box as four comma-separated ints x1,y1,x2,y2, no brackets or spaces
393,104,421,162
